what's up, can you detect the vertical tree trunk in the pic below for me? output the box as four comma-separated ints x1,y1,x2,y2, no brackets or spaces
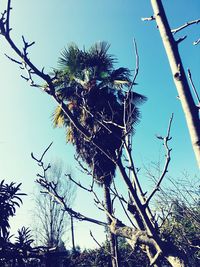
71,215,76,253
150,0,200,167
104,184,120,267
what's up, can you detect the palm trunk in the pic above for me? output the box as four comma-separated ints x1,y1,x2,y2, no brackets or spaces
150,0,200,167
103,184,120,267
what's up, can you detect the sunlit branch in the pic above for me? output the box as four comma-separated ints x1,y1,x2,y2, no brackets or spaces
171,19,200,34
141,16,155,21
145,114,173,206
193,38,200,45
129,38,139,90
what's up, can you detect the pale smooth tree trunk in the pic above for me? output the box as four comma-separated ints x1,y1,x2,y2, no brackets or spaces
150,0,200,167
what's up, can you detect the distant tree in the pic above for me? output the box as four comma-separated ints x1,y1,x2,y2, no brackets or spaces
32,160,76,249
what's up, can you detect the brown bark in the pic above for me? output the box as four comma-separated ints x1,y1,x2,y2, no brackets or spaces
150,0,200,168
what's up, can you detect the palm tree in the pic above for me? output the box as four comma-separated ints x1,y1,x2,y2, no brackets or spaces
52,42,146,267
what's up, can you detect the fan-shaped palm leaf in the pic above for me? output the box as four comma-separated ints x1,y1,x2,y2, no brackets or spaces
51,42,146,186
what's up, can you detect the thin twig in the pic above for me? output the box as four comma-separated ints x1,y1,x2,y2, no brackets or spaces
193,38,200,45
176,35,187,44
65,173,94,192
171,19,200,34
145,114,173,206
31,146,106,227
4,53,21,64
74,155,92,176
6,0,12,34
141,16,155,21
31,142,53,163
112,181,136,228
187,69,200,106
90,231,104,248
130,38,139,90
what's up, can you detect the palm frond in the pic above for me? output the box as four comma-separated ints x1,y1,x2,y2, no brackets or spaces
52,106,65,128
87,41,115,72
58,43,85,76
130,92,147,106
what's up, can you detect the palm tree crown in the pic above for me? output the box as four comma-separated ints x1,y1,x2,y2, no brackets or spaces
52,42,146,186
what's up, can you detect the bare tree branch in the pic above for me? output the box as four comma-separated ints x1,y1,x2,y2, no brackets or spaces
31,142,53,164
187,69,200,106
129,38,139,90
193,38,200,45
112,181,136,228
31,145,107,227
145,114,173,206
90,231,104,248
171,19,200,34
141,16,155,21
65,173,94,193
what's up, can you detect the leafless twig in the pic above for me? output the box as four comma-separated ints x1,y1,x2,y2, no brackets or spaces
145,114,173,206
31,142,53,164
187,69,200,106
65,173,94,192
89,230,118,261
112,181,136,228
90,231,104,248
171,19,200,34
141,16,155,21
31,144,107,227
193,38,200,45
176,35,187,44
129,38,139,90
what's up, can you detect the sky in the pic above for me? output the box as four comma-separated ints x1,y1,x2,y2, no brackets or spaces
0,0,199,249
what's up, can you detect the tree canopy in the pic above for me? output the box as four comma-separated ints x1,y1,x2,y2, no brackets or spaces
52,42,146,185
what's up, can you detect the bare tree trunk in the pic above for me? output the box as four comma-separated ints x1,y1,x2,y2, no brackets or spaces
104,184,120,267
150,0,200,167
71,215,76,253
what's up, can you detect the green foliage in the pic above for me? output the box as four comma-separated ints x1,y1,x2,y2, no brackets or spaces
65,239,149,267
0,180,31,266
15,227,34,257
160,199,200,266
0,180,26,240
52,42,146,185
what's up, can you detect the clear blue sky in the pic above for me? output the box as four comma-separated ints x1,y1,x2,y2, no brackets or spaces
0,0,199,249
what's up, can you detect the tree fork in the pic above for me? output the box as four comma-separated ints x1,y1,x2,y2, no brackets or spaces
150,0,200,167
